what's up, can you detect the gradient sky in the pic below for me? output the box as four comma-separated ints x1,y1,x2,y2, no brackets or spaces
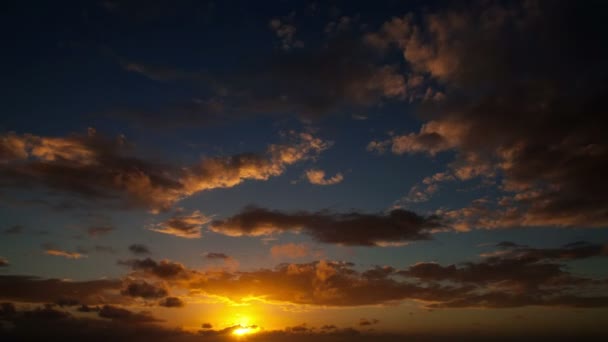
1,1,608,341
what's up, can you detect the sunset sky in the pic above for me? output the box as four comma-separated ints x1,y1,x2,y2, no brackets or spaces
1,0,608,340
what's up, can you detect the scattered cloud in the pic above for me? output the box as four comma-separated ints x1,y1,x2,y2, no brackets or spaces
366,1,608,229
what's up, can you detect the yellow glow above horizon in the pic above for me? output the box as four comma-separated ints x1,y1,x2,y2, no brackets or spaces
232,325,258,336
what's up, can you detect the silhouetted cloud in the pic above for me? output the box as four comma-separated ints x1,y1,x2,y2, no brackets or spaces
121,280,168,299
119,258,189,279
0,275,122,304
98,305,161,323
158,296,184,308
210,207,443,246
205,252,230,260
129,244,151,255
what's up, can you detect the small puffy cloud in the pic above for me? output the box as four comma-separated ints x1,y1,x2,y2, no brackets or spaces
149,210,210,238
305,169,344,185
158,296,184,308
129,244,151,255
271,243,309,258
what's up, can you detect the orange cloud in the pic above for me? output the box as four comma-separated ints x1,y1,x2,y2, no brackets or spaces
149,210,210,238
304,169,343,185
44,249,86,259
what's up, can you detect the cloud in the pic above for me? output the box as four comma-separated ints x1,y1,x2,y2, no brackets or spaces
210,207,442,246
98,305,161,323
129,244,151,255
305,169,344,185
44,248,87,259
271,243,310,258
0,130,329,213
358,318,379,326
158,296,184,308
149,210,210,238
204,252,230,260
121,280,168,299
0,275,122,304
269,18,303,50
366,1,608,229
118,258,189,280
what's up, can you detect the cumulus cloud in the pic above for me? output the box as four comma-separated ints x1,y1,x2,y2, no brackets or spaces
366,1,608,229
0,130,329,213
305,169,344,185
210,207,442,246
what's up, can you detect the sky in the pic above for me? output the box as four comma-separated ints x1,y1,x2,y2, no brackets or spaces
1,0,608,340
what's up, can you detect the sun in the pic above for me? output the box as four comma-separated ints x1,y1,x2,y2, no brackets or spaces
232,324,259,337
232,326,254,336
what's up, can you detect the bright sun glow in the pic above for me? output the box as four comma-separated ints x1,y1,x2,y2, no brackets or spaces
232,326,255,336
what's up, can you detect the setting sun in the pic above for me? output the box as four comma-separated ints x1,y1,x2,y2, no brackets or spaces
232,325,259,337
